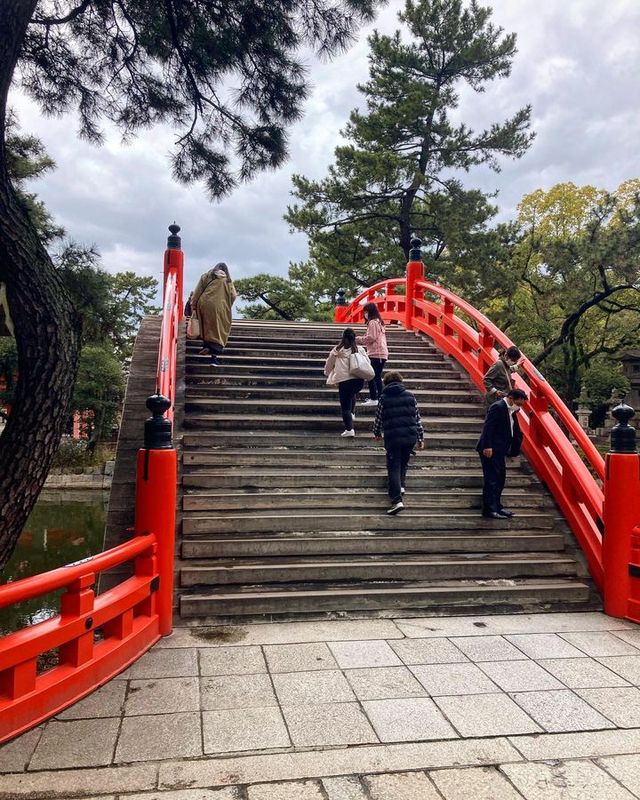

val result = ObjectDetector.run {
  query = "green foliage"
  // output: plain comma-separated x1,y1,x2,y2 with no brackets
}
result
0,337,18,417
50,439,115,470
286,0,533,292
72,345,125,450
581,363,630,408
20,0,382,200
235,271,334,321
490,181,640,401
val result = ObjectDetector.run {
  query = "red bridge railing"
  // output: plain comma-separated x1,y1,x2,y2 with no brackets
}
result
337,239,605,593
0,224,182,743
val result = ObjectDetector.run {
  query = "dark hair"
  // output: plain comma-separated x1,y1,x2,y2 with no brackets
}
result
383,371,403,386
337,327,358,354
508,388,528,401
505,346,521,361
213,262,230,279
363,302,384,325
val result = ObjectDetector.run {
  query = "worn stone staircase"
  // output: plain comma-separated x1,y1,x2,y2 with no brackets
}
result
177,319,595,621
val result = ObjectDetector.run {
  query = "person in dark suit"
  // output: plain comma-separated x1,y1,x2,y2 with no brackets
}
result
476,388,527,519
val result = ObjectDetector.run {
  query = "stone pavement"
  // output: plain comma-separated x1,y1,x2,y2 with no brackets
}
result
4,612,640,798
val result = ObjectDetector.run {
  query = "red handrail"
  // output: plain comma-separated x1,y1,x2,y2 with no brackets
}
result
0,225,183,743
340,274,605,591
0,532,161,742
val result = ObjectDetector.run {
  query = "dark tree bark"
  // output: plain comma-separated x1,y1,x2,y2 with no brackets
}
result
0,0,80,567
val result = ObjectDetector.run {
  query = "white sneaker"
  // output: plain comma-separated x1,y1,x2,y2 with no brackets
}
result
387,501,404,515
341,429,355,437
401,487,405,495
351,413,356,420
363,398,378,406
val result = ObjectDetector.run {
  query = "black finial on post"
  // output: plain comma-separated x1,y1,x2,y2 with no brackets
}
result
610,401,636,454
409,237,422,262
144,394,173,449
336,288,347,306
167,223,181,250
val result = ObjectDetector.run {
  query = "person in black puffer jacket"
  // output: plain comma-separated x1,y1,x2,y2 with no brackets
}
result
373,371,425,515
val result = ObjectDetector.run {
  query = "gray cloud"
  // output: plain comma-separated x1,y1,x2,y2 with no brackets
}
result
11,0,640,296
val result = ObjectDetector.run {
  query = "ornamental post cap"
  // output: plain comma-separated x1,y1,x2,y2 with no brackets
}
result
409,237,423,261
167,223,181,249
410,237,422,249
610,400,636,454
336,288,347,306
146,393,171,416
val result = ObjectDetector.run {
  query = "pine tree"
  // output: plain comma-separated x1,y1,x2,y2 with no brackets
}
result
286,0,534,291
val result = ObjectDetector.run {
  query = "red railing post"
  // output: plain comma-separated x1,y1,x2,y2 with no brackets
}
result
603,402,640,619
164,224,184,322
134,394,176,636
334,288,349,323
404,238,424,331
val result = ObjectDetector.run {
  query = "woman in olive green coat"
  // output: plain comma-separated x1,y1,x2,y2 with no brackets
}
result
191,262,237,365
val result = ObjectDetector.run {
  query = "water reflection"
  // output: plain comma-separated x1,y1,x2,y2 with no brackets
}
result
0,495,107,635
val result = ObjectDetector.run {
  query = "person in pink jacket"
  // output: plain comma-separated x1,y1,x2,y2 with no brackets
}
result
357,302,389,406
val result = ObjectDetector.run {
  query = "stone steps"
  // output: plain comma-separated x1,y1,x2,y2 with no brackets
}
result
175,318,593,621
183,486,551,512
180,553,578,587
181,531,567,558
181,468,538,490
179,579,591,618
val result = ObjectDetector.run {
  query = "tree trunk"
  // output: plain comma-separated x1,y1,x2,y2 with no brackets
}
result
0,0,81,567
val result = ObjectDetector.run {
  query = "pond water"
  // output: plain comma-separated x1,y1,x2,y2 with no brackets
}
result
0,495,107,635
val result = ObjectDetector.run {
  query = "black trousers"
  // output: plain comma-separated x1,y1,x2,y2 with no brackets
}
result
368,357,386,400
386,443,414,503
204,340,224,359
338,378,364,429
479,452,507,513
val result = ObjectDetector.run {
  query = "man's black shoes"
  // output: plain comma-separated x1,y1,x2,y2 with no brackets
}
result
482,511,510,520
498,508,514,518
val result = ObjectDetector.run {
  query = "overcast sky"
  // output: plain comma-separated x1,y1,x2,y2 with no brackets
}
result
12,0,640,298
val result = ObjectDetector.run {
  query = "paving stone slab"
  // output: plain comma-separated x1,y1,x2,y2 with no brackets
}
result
501,759,636,799
247,780,325,800
364,770,441,799
451,636,526,662
158,738,523,789
362,697,457,743
345,667,427,700
505,634,586,660
322,776,368,800
200,673,278,710
29,717,120,770
394,613,636,639
575,687,640,728
0,727,43,773
126,792,240,800
511,689,615,733
273,669,355,705
610,629,640,649
116,712,202,762
328,640,402,669
479,660,563,692
597,656,640,685
264,643,338,673
122,648,199,679
125,677,200,716
410,662,499,696
389,638,468,665
0,763,158,798
282,702,378,747
199,646,267,676
161,621,403,648
537,658,630,689
57,681,127,720
435,693,542,737
559,631,640,657
430,766,525,799
507,728,640,761
202,707,290,754
598,754,640,797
